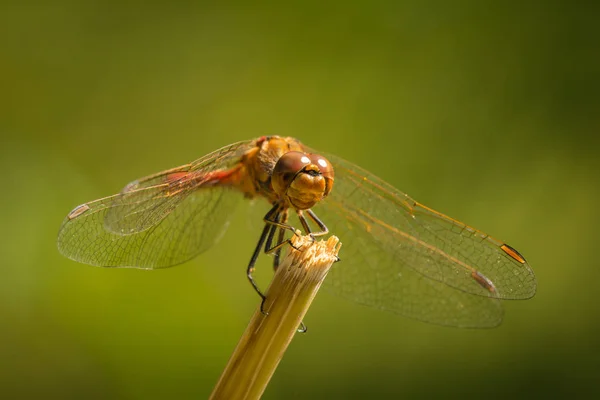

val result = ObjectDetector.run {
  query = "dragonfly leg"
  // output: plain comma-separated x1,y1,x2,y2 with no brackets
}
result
269,210,289,271
306,209,329,236
247,204,281,314
247,222,271,314
297,321,307,333
264,205,302,251
265,209,300,255
264,211,281,255
297,210,312,234
305,209,338,261
264,208,298,236
272,226,286,271
297,209,329,241
258,206,320,325
265,236,297,255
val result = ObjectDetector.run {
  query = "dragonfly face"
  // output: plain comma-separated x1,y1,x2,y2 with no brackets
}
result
58,135,536,328
271,151,335,210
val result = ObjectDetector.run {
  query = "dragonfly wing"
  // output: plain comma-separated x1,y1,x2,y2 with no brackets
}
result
302,149,536,326
102,164,195,235
103,140,256,235
58,187,240,268
314,191,504,327
58,140,255,268
309,150,536,301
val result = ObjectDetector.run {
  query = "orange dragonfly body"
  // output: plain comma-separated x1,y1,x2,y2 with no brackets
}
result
58,136,536,327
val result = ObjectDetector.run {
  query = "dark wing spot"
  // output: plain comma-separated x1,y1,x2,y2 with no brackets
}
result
501,244,526,264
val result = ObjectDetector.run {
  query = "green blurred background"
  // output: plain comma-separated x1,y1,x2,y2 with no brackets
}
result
2,1,599,398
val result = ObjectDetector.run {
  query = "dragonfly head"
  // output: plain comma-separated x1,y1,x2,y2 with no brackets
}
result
272,151,334,210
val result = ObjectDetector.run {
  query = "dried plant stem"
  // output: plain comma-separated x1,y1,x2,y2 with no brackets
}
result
210,234,341,400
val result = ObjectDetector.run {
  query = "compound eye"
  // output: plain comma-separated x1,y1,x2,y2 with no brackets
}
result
307,154,334,180
272,151,311,195
307,154,334,196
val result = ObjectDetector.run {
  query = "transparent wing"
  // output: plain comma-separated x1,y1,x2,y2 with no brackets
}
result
321,218,505,327
57,140,255,268
102,164,194,235
306,150,536,327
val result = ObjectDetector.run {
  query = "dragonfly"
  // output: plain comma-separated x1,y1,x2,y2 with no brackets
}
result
58,136,536,328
